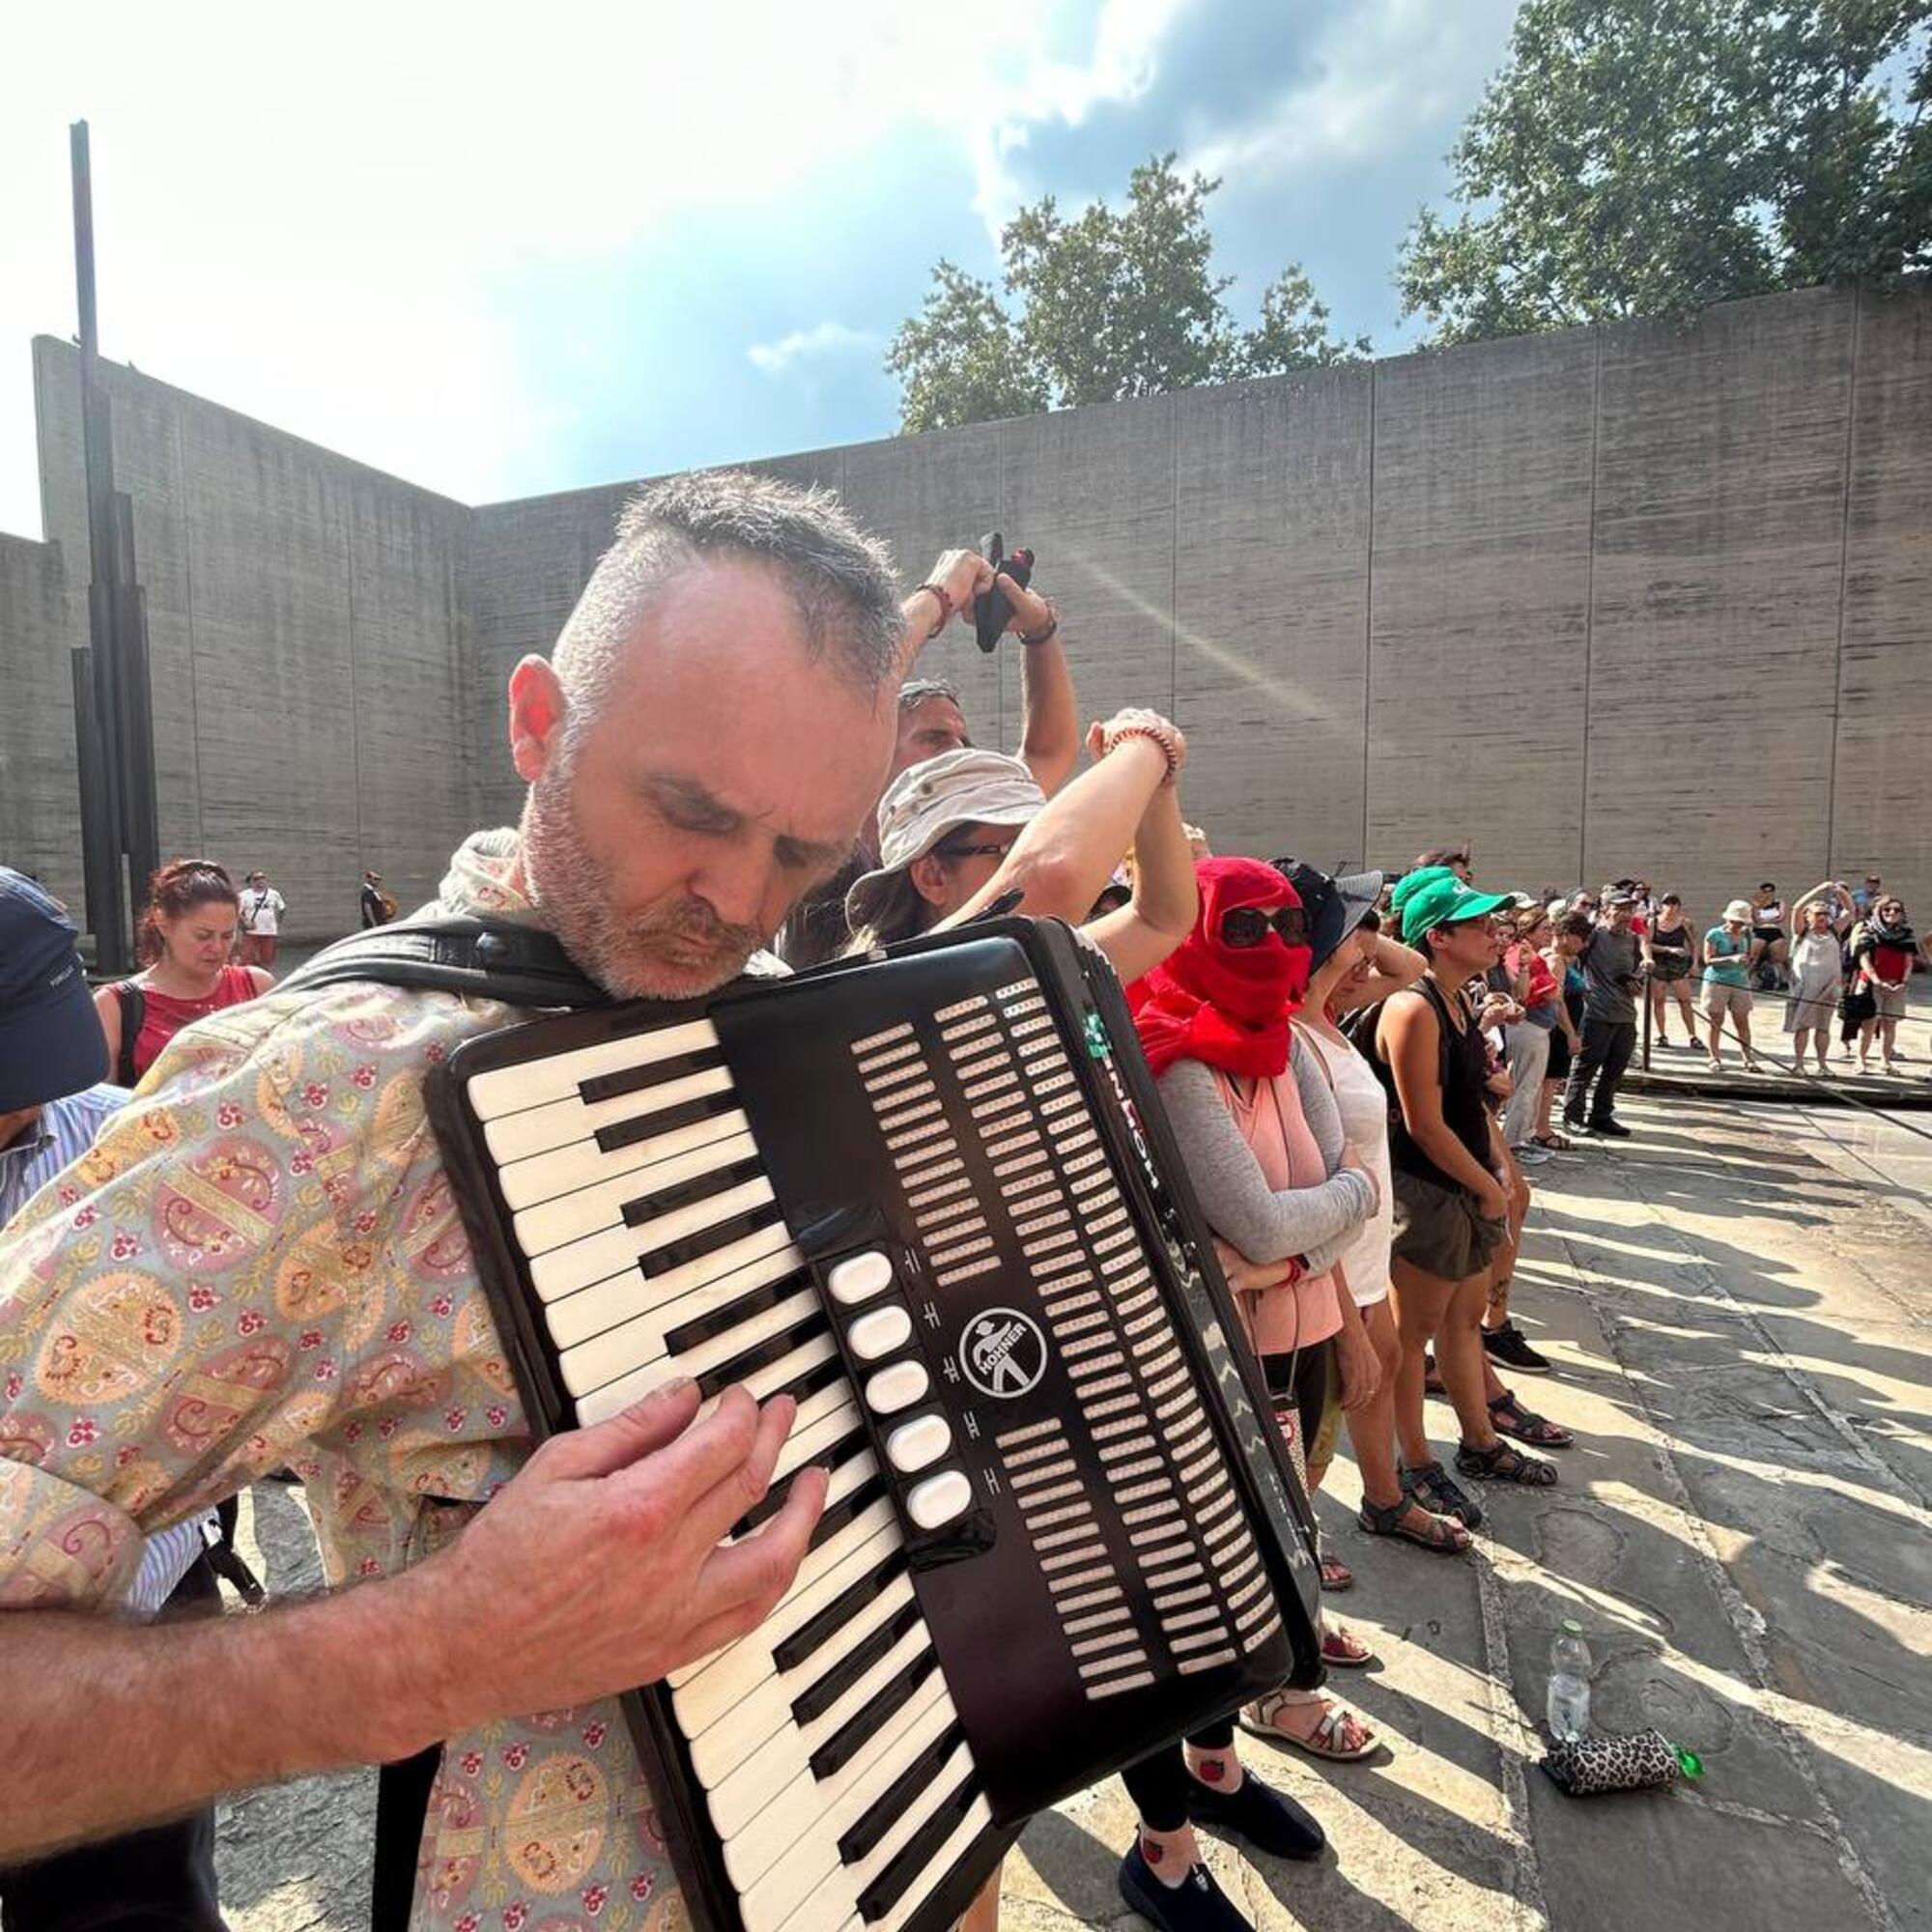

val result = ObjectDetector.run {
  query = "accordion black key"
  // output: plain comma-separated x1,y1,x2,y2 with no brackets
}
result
427,917,1321,1932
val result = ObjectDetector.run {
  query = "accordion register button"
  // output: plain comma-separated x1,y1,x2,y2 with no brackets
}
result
884,1411,952,1473
847,1304,914,1361
865,1359,929,1414
827,1250,894,1306
906,1468,973,1530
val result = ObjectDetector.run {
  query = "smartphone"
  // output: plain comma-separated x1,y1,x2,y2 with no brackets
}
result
973,532,1036,653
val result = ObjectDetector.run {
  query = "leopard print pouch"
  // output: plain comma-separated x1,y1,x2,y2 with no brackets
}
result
1541,1727,1687,1796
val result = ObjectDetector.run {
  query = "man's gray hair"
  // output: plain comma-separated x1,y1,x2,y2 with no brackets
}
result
553,469,903,745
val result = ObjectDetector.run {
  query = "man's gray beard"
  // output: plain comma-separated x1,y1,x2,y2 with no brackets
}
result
521,770,763,1001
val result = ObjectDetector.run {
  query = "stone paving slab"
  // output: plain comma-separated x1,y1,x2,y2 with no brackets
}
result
192,1087,1929,1932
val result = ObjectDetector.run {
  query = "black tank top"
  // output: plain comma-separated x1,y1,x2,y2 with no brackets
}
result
1370,977,1492,1193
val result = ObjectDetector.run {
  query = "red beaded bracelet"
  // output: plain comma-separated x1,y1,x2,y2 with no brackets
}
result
1105,722,1181,783
915,582,951,639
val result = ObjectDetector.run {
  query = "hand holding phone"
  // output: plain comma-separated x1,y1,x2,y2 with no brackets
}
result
973,532,1037,653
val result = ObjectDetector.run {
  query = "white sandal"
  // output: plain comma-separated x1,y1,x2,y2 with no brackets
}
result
1239,1691,1378,1763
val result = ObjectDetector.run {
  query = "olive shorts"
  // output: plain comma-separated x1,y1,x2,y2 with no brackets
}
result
1391,1169,1507,1281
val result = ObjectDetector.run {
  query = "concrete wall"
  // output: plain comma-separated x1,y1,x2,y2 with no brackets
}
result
12,338,473,934
3,282,1928,946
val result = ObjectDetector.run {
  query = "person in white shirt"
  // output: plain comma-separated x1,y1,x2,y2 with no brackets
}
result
237,869,287,968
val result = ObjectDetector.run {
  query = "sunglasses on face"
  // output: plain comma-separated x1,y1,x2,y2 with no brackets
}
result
934,838,1015,863
1220,904,1310,948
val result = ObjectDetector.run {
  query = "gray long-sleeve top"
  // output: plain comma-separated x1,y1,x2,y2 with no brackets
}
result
1154,1037,1377,1277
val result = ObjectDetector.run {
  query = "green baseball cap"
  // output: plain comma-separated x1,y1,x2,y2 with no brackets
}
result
1390,866,1456,915
1400,874,1514,946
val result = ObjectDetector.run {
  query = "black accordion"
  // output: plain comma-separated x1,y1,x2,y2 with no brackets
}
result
427,918,1321,1932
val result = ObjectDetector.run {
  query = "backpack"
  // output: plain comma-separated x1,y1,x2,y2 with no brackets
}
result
109,981,146,1089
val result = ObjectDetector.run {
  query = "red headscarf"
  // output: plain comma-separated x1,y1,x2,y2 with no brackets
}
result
1129,858,1314,1079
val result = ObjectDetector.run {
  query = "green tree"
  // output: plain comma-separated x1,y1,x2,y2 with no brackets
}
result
1398,0,1932,345
887,155,1365,432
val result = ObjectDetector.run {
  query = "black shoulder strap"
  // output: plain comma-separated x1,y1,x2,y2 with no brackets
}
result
111,981,145,1088
289,916,603,1926
278,916,609,1010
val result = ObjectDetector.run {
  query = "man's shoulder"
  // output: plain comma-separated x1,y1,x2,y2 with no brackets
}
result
186,977,529,1085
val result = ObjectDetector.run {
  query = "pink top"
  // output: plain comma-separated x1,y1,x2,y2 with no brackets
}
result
1212,1066,1344,1355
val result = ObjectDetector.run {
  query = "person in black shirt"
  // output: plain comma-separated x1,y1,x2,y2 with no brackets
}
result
359,869,394,927
1372,874,1559,1527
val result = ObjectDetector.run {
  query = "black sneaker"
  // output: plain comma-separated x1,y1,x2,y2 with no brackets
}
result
1483,1321,1552,1375
1186,1768,1325,1861
1119,1844,1252,1932
1590,1118,1633,1138
1561,1111,1586,1132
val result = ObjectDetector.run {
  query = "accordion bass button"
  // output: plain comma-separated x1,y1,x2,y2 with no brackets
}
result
885,1411,952,1473
907,1468,973,1530
865,1359,929,1414
827,1250,895,1306
847,1304,914,1361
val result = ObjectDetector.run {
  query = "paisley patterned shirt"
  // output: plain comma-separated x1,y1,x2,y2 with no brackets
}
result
0,830,683,1932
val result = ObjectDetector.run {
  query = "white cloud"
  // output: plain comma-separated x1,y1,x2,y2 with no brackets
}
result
0,0,1050,537
747,322,880,377
0,0,1504,537
1184,0,1509,184
968,0,1192,233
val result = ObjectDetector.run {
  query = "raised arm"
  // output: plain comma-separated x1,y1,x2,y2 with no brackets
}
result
1083,762,1199,984
1008,585,1078,796
1789,880,1833,935
1332,932,1427,1013
937,710,1184,935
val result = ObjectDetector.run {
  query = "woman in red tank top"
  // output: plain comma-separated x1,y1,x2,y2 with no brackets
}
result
94,860,274,1087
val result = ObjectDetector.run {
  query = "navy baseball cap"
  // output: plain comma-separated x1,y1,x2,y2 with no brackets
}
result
1271,858,1385,971
0,868,108,1111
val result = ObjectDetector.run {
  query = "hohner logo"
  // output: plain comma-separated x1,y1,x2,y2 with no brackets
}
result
960,1308,1049,1400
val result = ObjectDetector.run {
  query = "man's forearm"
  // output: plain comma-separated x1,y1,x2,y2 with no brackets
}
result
4,1570,446,1858
1016,636,1078,796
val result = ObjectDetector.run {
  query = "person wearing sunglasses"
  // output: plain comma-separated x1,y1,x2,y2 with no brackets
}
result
841,709,1198,983
1131,860,1386,1772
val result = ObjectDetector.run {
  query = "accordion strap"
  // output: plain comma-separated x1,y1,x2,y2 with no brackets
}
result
284,914,604,1924
278,915,609,1010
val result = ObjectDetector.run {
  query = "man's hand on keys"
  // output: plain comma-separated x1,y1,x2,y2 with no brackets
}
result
411,1381,825,1730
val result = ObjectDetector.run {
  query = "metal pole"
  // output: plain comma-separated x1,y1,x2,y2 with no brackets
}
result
71,120,128,971
70,118,159,975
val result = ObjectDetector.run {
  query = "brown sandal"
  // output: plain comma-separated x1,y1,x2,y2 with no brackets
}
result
1358,1494,1471,1552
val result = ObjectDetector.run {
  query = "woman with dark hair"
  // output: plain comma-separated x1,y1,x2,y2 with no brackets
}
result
1644,893,1698,1046
842,709,1197,980
1369,873,1559,1524
1847,893,1928,1075
94,860,272,1088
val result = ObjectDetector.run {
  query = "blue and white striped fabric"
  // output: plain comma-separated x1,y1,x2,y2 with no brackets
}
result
125,1517,215,1615
0,1082,128,1227
3,1081,219,1614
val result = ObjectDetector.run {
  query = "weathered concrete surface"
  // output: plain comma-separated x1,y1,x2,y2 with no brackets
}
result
8,283,1932,931
204,1080,1932,1932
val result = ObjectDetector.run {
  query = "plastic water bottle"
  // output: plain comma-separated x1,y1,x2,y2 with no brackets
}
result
1547,1620,1592,1740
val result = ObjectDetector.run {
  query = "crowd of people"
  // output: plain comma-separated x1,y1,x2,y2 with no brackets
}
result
0,473,1924,1932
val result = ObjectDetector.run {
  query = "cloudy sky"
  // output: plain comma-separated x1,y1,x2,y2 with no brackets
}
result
0,0,1521,540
